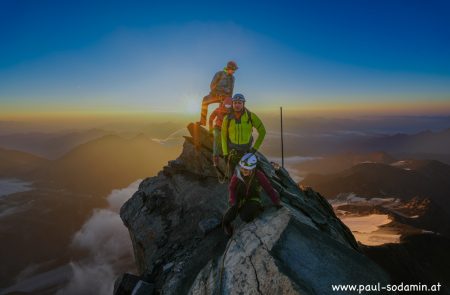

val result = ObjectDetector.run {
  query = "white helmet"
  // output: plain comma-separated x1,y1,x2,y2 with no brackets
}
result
239,153,257,170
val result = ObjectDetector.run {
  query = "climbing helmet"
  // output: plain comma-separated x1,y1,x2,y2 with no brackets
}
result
239,153,257,170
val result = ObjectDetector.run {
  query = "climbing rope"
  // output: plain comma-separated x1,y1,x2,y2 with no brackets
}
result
215,167,227,184
215,149,236,184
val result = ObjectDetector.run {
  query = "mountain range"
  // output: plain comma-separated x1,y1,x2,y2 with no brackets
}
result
262,127,450,164
0,133,181,289
301,159,450,236
293,151,396,176
0,129,111,159
0,121,185,160
0,147,48,178
32,134,181,195
301,159,450,207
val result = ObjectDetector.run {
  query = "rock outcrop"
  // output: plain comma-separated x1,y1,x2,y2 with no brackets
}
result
116,123,390,295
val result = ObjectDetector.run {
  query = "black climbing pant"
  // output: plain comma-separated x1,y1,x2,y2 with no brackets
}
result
222,200,263,226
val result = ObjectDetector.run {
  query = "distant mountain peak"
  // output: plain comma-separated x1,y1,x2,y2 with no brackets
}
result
0,147,48,178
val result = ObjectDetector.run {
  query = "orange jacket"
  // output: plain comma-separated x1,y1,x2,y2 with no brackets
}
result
209,105,230,129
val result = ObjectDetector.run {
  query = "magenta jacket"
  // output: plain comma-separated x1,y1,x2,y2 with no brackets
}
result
229,169,280,206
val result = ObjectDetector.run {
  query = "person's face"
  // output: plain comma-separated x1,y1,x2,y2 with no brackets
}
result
233,100,244,112
240,167,253,177
226,68,235,75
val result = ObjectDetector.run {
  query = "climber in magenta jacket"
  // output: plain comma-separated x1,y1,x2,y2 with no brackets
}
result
222,153,281,236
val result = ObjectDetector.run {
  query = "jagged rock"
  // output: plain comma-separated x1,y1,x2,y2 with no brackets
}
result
132,281,155,295
118,123,391,294
163,262,175,273
198,218,221,235
113,273,141,295
189,207,389,295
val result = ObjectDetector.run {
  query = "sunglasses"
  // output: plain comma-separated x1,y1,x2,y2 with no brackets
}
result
233,101,243,104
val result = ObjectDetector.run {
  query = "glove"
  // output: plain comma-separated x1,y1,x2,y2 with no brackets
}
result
223,154,229,162
249,147,257,154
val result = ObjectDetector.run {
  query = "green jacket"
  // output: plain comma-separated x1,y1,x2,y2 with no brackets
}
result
221,109,266,156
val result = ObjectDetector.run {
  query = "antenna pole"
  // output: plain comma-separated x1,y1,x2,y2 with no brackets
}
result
280,106,284,168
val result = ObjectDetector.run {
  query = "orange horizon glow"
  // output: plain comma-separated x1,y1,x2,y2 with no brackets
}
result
281,99,450,116
1,98,450,122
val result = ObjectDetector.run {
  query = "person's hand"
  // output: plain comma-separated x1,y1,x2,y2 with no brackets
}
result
223,154,229,162
275,202,283,209
208,128,214,135
249,147,257,154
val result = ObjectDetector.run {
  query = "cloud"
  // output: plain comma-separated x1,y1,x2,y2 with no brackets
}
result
269,155,320,165
152,127,189,146
56,180,140,295
0,179,33,197
267,156,320,183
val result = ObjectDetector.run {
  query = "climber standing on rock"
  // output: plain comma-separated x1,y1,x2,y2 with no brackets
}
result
221,93,266,175
198,61,238,126
209,97,233,166
222,153,281,236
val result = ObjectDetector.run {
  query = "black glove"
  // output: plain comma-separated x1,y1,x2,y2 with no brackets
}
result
249,147,257,154
223,154,229,162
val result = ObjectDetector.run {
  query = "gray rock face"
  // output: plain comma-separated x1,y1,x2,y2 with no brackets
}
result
189,208,389,295
118,123,390,295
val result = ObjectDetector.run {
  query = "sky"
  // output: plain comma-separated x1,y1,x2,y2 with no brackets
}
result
1,0,450,120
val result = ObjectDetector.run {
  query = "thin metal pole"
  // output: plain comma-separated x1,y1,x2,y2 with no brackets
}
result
280,106,284,168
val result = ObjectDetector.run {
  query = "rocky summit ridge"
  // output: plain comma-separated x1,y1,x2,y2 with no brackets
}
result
114,123,390,295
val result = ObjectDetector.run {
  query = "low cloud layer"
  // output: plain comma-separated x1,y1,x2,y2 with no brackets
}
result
267,156,320,182
57,180,140,295
0,179,33,197
152,127,189,147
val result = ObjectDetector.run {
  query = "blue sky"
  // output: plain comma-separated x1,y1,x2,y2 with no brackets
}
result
1,0,450,117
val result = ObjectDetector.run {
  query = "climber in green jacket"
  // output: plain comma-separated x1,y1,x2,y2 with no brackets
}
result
221,93,266,175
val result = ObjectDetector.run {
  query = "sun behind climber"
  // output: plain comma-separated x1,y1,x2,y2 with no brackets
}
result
222,153,281,236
